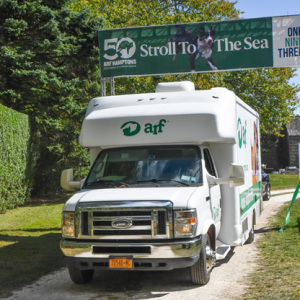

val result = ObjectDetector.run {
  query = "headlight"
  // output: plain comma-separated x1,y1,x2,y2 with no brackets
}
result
174,209,197,237
62,212,75,238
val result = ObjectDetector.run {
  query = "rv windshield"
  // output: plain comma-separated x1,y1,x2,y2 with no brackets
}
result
84,146,202,188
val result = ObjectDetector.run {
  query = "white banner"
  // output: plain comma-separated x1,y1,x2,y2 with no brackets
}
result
273,15,300,67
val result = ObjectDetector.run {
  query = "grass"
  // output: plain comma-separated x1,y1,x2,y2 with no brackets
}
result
0,199,65,298
0,174,299,297
269,173,299,190
243,198,300,299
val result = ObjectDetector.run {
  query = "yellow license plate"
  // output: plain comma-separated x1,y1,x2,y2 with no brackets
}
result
109,257,133,269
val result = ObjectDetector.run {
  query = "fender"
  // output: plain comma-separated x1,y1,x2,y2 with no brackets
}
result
198,218,216,251
199,218,215,236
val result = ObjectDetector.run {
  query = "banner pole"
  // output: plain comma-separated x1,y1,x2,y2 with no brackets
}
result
101,78,106,97
110,78,115,96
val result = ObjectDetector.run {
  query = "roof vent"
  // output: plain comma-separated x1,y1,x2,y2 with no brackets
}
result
155,81,195,93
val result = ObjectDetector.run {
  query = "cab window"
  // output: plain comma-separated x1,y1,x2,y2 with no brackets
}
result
203,148,217,177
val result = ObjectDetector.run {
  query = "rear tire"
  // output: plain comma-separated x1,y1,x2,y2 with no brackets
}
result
190,233,215,285
68,266,94,284
246,213,255,244
263,184,270,201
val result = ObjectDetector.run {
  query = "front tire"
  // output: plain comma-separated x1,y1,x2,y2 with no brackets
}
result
190,233,215,285
68,266,94,284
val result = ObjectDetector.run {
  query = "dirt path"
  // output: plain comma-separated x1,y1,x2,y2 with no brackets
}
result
4,190,294,300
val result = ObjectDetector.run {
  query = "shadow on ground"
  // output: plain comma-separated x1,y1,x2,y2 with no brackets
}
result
0,228,64,297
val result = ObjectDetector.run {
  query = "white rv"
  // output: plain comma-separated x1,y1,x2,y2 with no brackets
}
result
60,81,263,285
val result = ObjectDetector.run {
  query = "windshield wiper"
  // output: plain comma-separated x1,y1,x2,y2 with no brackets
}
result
87,180,130,187
137,178,190,186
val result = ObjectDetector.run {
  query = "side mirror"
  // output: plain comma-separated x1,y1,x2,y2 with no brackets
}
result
213,164,245,187
61,169,81,191
229,163,245,187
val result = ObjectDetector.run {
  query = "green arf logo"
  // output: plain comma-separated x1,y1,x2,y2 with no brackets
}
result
121,121,141,136
121,119,167,137
237,118,247,148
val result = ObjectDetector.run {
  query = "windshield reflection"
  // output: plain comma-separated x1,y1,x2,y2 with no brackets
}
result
84,146,202,188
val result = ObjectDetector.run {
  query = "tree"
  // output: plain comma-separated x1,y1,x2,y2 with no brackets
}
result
222,68,299,135
71,0,240,26
1,0,299,197
0,0,104,195
72,0,300,136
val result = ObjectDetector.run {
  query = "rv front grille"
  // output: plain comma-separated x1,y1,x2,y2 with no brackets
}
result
81,212,89,236
93,246,151,254
94,229,151,236
158,210,166,234
76,201,173,240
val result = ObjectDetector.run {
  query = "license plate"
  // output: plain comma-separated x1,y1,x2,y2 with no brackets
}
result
109,257,133,269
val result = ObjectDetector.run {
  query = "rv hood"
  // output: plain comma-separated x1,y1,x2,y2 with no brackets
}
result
63,187,198,212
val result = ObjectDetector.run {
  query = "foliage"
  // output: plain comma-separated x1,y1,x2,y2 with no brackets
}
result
223,68,300,135
0,0,299,197
70,0,242,101
0,104,35,211
0,200,64,297
71,0,241,26
260,132,279,154
72,0,300,136
0,0,105,195
243,199,300,299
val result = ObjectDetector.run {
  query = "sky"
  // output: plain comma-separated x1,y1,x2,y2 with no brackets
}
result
231,0,300,114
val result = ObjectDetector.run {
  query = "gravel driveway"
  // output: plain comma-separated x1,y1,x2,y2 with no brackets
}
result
4,190,295,300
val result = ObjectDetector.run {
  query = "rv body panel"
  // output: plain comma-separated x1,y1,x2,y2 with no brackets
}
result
61,82,263,285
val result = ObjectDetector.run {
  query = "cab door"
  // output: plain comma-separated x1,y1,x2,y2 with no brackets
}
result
203,148,222,233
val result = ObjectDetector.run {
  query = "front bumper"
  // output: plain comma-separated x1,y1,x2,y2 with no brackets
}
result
61,237,202,271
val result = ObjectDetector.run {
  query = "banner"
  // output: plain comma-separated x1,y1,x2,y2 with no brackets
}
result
98,15,300,78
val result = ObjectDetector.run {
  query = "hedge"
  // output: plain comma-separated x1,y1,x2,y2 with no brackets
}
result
0,105,34,211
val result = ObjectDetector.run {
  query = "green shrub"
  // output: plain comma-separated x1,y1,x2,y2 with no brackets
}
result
0,105,34,211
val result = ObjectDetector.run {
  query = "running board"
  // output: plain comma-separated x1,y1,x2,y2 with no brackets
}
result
216,240,231,260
